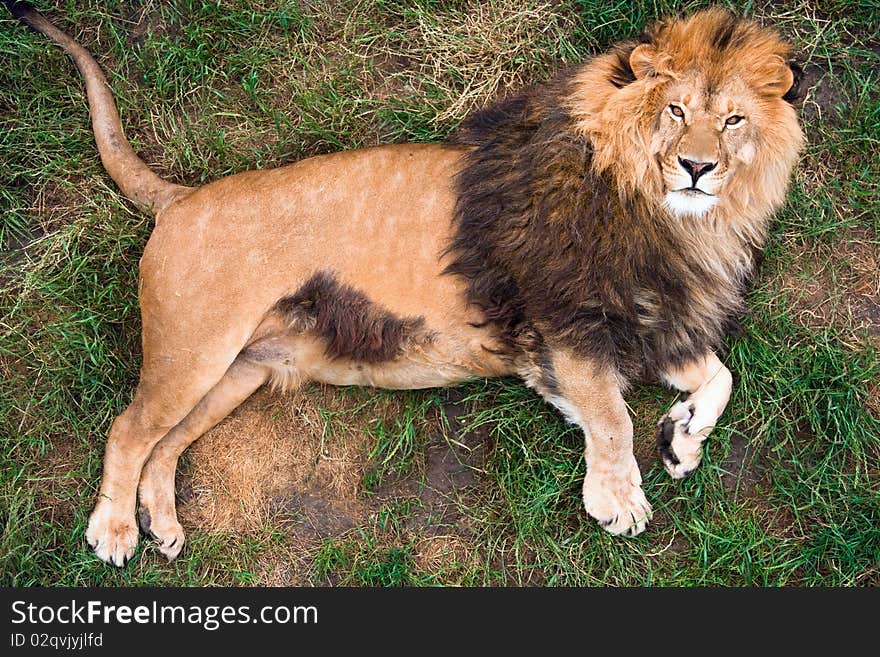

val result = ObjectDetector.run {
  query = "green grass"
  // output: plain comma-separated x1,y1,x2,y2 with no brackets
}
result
1,0,878,587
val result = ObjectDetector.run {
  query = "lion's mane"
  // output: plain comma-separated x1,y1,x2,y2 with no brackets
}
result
446,9,802,383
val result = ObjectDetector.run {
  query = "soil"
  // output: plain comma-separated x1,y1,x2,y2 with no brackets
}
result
174,384,491,583
719,432,770,500
123,2,179,50
369,389,490,532
786,61,880,348
274,492,362,540
798,63,843,126
780,225,880,346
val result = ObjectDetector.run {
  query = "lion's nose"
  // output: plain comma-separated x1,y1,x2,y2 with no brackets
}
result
678,157,717,185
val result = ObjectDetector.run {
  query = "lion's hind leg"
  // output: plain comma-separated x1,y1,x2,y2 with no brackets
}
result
86,360,238,567
87,325,298,566
137,338,305,560
657,352,733,479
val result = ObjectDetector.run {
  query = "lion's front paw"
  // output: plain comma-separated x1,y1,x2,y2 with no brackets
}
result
86,501,138,567
657,400,705,479
137,505,186,561
582,464,652,537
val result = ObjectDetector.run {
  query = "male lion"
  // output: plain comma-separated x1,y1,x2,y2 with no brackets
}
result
6,2,803,567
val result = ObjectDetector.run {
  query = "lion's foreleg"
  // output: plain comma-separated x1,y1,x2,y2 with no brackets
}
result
528,350,652,537
657,352,733,479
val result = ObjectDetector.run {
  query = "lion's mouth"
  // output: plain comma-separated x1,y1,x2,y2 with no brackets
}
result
674,187,714,196
663,187,720,217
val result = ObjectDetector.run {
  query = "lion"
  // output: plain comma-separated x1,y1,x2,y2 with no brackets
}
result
5,1,803,567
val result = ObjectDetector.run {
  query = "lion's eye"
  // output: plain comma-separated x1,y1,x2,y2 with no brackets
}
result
669,105,685,119
725,115,744,126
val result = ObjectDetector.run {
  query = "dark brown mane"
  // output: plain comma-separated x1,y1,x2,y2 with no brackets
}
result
446,68,748,382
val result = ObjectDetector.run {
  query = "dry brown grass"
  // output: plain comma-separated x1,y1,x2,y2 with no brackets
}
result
178,385,384,535
340,0,578,124
173,381,490,584
775,226,879,349
175,385,378,585
413,534,474,573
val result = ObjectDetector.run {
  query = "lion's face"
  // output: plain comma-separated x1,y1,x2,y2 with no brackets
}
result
652,75,767,218
625,10,804,221
572,9,804,225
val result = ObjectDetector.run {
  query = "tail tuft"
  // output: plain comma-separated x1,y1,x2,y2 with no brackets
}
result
4,1,34,20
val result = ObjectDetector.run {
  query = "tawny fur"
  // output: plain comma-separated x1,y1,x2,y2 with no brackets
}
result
5,2,802,567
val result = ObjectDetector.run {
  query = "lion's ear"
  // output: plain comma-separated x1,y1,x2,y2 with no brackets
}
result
760,55,796,98
629,44,657,79
782,60,803,104
629,44,675,80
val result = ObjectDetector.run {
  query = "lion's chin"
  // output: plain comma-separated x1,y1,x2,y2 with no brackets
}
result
662,190,719,218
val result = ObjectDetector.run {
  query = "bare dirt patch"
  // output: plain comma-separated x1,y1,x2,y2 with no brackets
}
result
798,63,844,126
178,385,375,536
370,390,490,534
175,383,490,583
719,431,770,500
867,380,880,421
779,226,880,345
777,54,879,356
28,436,90,531
122,1,179,50
2,179,93,261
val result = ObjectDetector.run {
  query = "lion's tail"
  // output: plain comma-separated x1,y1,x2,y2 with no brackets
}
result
5,1,191,215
